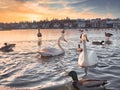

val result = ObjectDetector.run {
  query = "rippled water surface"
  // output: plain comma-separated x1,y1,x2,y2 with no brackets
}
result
0,29,120,90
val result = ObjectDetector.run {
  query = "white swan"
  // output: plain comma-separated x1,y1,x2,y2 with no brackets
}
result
78,34,98,75
40,32,67,57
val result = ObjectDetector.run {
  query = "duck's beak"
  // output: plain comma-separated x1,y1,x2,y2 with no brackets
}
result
65,71,69,76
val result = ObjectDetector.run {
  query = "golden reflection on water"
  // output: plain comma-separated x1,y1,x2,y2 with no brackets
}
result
0,29,72,43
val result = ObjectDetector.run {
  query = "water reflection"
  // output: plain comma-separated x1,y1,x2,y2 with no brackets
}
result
0,29,120,90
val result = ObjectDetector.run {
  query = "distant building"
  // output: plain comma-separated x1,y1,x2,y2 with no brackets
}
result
53,23,60,28
100,19,107,28
42,23,50,28
86,20,90,28
77,19,86,28
113,19,120,28
90,18,100,28
106,20,113,28
20,23,28,29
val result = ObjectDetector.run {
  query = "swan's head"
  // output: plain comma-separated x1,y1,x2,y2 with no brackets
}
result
81,34,89,42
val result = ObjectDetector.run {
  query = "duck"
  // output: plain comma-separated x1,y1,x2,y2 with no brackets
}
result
37,29,42,49
0,43,16,52
40,30,67,57
77,44,83,52
105,32,113,37
67,71,107,90
78,33,98,75
37,28,42,38
92,40,104,45
105,32,113,44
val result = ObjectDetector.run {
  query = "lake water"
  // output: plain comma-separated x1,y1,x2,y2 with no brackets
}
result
0,29,120,90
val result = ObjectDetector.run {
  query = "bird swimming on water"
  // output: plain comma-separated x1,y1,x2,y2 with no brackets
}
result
92,40,104,45
37,29,42,50
0,43,16,52
78,33,98,76
37,28,42,38
39,30,67,57
67,71,107,90
77,44,83,52
105,32,113,37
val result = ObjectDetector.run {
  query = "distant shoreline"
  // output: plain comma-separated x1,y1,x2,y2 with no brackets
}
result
0,28,120,31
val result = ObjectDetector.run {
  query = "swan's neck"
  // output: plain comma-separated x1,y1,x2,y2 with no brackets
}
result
82,40,87,60
58,37,64,52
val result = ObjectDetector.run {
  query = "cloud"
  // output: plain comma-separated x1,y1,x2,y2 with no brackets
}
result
38,1,64,9
15,0,35,3
0,0,119,22
67,0,120,17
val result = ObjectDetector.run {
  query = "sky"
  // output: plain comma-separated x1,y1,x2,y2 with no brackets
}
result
0,0,120,23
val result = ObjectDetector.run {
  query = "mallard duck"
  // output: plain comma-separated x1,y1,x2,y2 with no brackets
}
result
68,71,107,90
92,40,104,45
0,43,16,52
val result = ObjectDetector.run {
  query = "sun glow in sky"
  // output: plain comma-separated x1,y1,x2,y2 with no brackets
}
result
0,0,120,23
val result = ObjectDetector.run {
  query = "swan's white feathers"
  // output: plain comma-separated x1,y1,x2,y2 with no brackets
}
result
40,47,64,56
40,32,66,57
78,34,98,67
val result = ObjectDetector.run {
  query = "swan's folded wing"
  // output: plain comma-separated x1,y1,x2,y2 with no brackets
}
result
40,47,64,56
42,47,57,52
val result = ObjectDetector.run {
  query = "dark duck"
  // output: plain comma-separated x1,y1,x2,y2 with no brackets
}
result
0,43,16,52
37,29,42,47
77,44,83,52
105,32,113,37
104,32,113,45
92,40,104,45
67,71,107,90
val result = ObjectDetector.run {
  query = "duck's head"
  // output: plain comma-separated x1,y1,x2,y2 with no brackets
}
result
4,43,8,46
101,40,105,44
67,71,78,81
81,34,89,42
